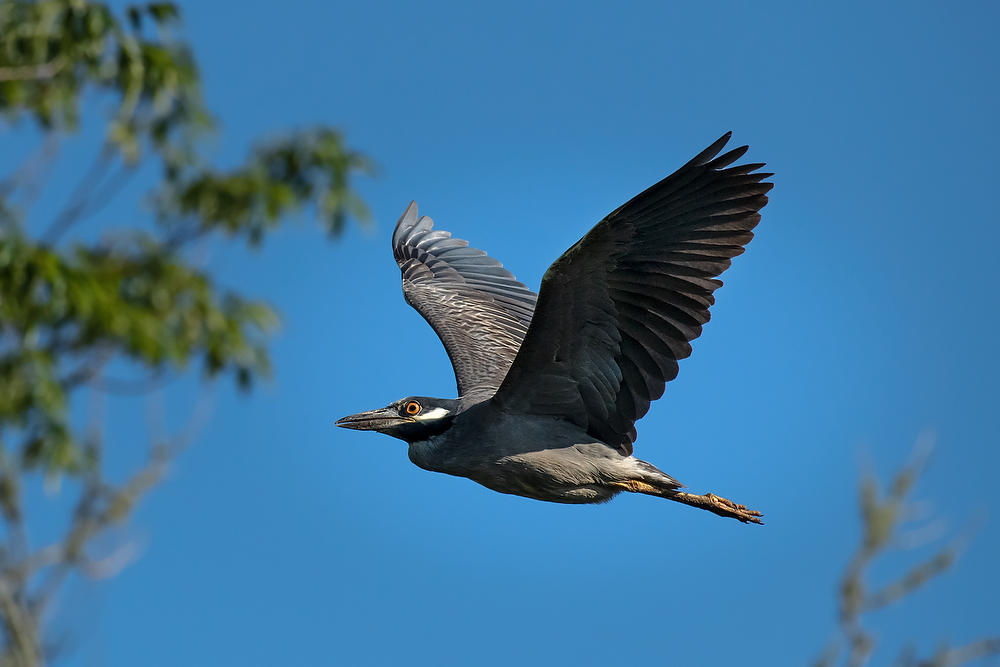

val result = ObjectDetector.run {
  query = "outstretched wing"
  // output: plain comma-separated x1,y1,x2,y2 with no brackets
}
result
493,133,772,455
392,202,538,402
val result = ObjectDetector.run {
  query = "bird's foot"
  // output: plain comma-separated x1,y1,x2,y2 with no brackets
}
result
704,493,764,524
672,490,764,525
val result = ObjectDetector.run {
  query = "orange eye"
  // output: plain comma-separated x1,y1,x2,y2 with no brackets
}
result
404,401,421,415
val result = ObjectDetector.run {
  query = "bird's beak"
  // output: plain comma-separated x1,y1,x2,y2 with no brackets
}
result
335,406,413,431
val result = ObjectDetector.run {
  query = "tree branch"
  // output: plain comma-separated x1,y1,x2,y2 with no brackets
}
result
815,435,997,667
0,137,59,201
924,638,1000,667
40,145,115,244
0,579,40,667
0,59,66,83
864,548,955,612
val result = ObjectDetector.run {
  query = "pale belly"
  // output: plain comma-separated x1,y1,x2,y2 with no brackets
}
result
409,438,632,504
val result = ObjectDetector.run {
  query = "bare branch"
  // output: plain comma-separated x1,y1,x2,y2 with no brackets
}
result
0,137,59,201
89,370,169,396
819,434,996,667
864,548,956,612
895,518,949,550
0,579,40,667
40,145,115,244
77,540,139,580
59,349,114,390
920,638,1000,667
846,630,874,667
74,163,137,225
0,59,66,83
813,638,841,667
2,545,62,582
27,384,212,620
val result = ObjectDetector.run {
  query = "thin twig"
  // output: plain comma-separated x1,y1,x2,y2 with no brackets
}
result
75,163,137,224
0,58,66,82
817,435,997,667
89,370,169,395
922,638,1000,667
864,549,955,612
40,145,115,244
59,349,114,390
27,386,214,620
0,137,59,200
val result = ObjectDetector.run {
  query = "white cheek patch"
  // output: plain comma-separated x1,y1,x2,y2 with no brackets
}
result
414,407,451,421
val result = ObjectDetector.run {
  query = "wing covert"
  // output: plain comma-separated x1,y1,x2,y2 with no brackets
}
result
392,203,538,402
493,133,773,455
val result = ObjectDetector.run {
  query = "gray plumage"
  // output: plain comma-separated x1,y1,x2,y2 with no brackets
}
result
392,203,537,404
337,132,771,524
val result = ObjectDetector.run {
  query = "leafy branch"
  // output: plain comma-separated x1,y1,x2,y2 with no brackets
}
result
0,1,372,663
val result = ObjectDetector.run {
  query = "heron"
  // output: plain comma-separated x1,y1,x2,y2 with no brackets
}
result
337,132,771,524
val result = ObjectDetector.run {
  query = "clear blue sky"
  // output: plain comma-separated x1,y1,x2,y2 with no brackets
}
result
22,0,1000,664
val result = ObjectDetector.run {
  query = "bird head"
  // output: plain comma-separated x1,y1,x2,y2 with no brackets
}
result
335,396,459,442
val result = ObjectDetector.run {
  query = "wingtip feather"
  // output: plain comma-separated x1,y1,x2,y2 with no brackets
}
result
392,201,421,247
694,132,732,165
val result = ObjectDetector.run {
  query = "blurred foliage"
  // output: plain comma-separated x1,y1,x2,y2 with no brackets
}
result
1,0,203,154
815,437,1000,667
0,1,370,663
0,233,277,472
157,128,372,243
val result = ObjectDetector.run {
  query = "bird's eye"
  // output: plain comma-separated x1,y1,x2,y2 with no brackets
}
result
404,401,421,416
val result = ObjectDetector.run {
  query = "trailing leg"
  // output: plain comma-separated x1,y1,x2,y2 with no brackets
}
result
613,459,764,525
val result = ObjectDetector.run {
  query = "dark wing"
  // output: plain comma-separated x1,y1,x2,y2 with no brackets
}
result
392,202,538,402
493,133,772,455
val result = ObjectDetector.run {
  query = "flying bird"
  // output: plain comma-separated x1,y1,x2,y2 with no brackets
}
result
337,133,771,523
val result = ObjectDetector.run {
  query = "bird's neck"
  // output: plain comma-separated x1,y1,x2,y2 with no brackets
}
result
407,434,451,473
